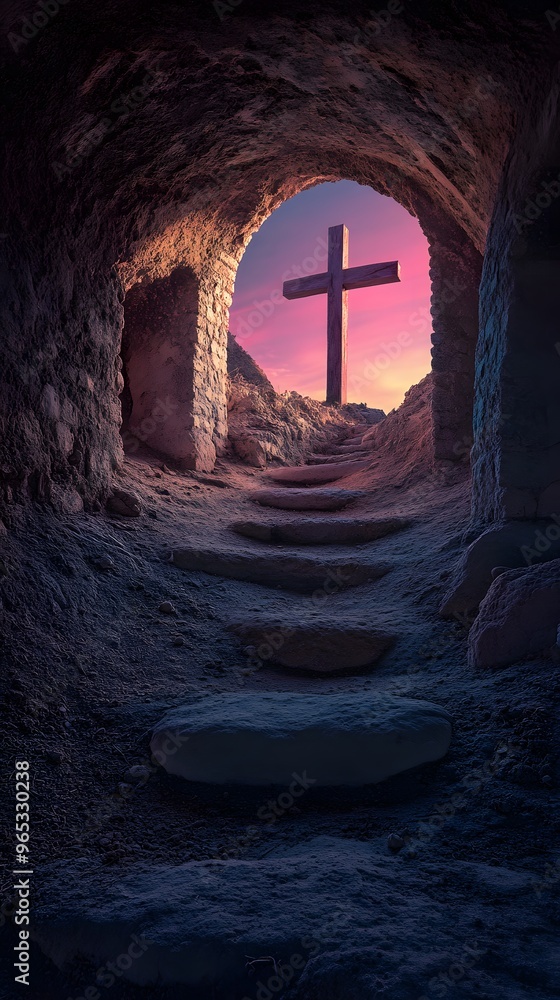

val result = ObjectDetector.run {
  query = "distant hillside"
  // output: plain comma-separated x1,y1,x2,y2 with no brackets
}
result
227,332,274,392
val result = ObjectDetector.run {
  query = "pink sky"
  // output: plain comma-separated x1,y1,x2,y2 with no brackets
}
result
229,180,433,413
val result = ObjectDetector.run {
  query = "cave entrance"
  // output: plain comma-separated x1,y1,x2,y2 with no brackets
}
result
116,181,482,476
228,179,481,461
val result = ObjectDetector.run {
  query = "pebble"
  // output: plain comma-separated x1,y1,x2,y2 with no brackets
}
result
117,782,133,797
159,601,176,615
106,489,142,518
172,636,185,647
45,750,64,765
94,555,115,572
387,833,405,853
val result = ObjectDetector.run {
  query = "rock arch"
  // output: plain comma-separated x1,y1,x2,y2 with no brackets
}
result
0,0,556,525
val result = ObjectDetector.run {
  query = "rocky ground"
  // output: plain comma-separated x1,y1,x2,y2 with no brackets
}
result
226,332,384,468
0,377,559,999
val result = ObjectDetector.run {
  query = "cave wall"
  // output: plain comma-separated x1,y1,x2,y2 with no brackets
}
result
472,64,560,525
416,205,483,463
1,0,558,516
122,266,228,471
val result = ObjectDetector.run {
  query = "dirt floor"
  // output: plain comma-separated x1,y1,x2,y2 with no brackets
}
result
0,389,559,999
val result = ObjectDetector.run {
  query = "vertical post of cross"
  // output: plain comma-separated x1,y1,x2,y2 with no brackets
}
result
327,224,348,405
283,223,400,407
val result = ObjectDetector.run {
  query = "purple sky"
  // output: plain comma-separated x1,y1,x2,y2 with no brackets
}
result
229,180,433,413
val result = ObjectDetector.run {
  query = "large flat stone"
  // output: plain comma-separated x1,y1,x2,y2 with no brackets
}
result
263,460,369,485
469,558,560,668
230,620,396,672
150,692,452,785
170,544,389,591
250,488,364,511
440,520,560,619
230,517,410,546
33,838,543,996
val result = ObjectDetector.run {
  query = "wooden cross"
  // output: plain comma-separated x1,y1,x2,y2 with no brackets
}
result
283,224,401,405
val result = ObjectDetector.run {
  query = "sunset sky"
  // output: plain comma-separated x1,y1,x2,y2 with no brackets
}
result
229,180,433,414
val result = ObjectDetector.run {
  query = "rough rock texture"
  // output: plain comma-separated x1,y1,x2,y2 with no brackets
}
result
229,620,396,673
308,449,369,464
363,374,434,476
105,488,141,517
227,373,371,468
2,0,557,512
469,559,560,668
249,487,365,511
264,460,369,485
150,692,452,785
440,521,560,619
170,544,389,592
121,271,226,471
34,837,556,998
227,331,273,392
230,517,410,546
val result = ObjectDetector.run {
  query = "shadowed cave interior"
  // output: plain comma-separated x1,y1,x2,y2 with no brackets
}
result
1,2,560,998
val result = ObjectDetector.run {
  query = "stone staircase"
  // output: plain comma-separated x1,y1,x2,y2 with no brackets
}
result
34,423,460,997
171,422,410,666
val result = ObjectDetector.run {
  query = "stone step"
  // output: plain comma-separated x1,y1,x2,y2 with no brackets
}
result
170,544,390,591
336,437,366,449
229,619,396,672
35,836,535,995
151,692,452,785
230,516,410,546
307,450,368,465
249,488,364,511
263,460,369,485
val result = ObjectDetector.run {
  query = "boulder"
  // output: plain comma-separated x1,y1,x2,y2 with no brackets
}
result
150,691,452,785
440,519,560,619
106,488,142,517
468,558,560,668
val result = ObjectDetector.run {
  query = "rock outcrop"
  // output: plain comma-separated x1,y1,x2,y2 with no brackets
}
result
227,332,273,392
227,372,383,468
468,559,560,668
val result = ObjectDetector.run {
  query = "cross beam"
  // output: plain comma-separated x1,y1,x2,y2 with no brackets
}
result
283,224,401,405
